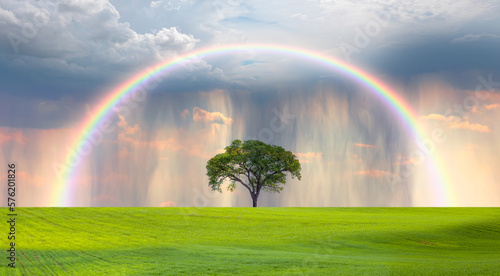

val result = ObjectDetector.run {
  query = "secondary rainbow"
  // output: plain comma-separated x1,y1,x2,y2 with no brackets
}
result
54,44,451,206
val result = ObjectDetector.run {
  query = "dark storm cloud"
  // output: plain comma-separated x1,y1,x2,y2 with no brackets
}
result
1,0,499,132
360,38,500,82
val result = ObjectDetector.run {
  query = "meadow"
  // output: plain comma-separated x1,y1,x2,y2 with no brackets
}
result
1,208,499,275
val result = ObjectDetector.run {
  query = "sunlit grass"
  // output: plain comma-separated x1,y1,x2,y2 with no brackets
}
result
2,208,499,275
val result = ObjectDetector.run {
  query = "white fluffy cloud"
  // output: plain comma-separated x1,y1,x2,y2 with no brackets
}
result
150,0,194,11
0,0,198,71
2,0,498,73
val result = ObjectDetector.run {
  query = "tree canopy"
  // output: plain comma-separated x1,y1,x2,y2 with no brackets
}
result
206,139,301,207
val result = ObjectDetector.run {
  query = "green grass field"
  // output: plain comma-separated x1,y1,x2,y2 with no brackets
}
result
1,208,499,275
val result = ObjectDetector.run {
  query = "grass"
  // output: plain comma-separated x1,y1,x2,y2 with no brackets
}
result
1,207,499,275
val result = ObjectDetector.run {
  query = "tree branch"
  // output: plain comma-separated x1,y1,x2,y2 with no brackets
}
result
245,168,255,193
228,174,252,193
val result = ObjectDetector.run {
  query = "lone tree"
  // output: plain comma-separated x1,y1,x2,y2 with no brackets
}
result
206,139,301,207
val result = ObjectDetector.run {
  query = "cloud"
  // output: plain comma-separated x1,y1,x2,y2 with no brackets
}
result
355,169,390,178
470,105,480,113
295,151,322,163
295,152,322,158
116,112,141,143
488,93,500,102
421,113,448,121
0,6,20,25
485,104,500,110
150,0,193,11
466,91,500,101
0,129,27,145
393,155,418,165
192,107,233,125
180,109,190,119
114,112,219,159
160,201,177,207
353,143,375,148
0,0,199,70
450,121,491,133
450,33,500,43
351,154,363,163
422,113,491,133
117,147,132,159
150,1,162,8
291,13,309,21
308,0,496,40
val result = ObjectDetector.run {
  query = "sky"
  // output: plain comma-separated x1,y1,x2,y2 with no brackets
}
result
0,0,499,207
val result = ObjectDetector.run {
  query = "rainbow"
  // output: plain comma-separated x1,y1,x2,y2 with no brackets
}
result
54,44,451,206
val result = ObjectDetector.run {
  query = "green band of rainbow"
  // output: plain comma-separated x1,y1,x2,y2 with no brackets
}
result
54,44,451,206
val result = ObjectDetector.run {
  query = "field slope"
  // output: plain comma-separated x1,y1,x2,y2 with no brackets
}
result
1,208,500,275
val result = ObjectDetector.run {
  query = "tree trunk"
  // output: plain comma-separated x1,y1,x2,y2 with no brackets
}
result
252,194,258,207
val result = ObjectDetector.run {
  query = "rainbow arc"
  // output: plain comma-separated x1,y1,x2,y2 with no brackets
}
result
53,44,451,207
